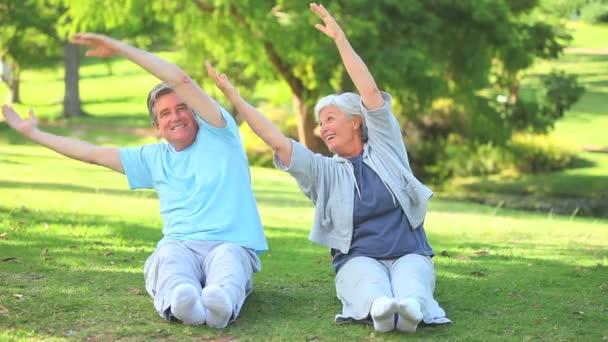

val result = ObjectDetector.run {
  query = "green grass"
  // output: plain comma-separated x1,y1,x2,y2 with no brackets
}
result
568,21,608,49
0,138,607,341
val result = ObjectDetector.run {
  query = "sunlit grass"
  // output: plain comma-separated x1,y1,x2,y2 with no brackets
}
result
567,21,608,49
1,138,607,341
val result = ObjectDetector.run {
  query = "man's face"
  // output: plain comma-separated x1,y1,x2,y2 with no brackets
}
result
153,92,199,151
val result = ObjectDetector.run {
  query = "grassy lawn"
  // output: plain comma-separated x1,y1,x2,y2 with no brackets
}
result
568,21,608,49
0,136,607,341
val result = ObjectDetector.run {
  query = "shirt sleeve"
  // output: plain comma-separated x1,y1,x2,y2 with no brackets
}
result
361,91,409,163
195,105,238,141
273,139,322,203
119,145,155,189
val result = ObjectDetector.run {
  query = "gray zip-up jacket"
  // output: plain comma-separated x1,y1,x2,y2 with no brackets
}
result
273,92,433,254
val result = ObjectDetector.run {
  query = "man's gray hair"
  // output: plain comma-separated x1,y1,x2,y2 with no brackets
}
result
314,92,368,142
146,82,175,125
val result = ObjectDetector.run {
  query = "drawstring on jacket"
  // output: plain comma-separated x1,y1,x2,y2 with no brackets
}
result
367,155,397,208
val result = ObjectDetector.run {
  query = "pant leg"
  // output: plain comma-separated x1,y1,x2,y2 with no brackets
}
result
335,256,393,322
390,254,450,324
144,241,205,321
202,243,260,320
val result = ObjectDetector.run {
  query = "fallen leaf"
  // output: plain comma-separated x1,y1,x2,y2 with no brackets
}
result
41,248,49,256
440,250,451,257
0,306,8,314
99,251,113,257
68,245,78,249
531,303,541,308
470,271,486,277
13,294,23,300
454,255,471,260
472,250,490,257
128,288,142,295
0,233,8,240
1,257,17,262
123,256,135,263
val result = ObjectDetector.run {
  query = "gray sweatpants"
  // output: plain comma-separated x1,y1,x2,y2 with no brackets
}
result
335,254,450,325
143,240,261,322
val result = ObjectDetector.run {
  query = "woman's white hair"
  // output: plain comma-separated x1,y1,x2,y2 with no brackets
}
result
314,92,368,142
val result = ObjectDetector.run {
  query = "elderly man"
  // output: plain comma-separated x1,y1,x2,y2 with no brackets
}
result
1,33,267,328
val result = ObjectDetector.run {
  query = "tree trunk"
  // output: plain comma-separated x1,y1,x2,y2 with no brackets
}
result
293,95,330,155
1,58,20,104
63,41,82,118
9,75,20,104
508,80,519,105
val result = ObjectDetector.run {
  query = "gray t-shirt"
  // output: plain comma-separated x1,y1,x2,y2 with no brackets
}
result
331,151,434,272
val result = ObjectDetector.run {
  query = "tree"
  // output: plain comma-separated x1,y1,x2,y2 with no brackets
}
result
65,0,574,158
0,0,81,117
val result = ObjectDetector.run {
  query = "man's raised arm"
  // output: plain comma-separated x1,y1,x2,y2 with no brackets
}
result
72,33,225,128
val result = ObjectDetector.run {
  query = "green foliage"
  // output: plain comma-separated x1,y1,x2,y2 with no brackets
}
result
538,0,588,18
0,0,64,68
444,140,512,177
539,70,585,122
509,133,577,173
580,0,608,23
61,0,574,152
411,131,577,183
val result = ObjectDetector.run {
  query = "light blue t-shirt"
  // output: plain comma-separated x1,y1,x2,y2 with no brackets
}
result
119,107,268,252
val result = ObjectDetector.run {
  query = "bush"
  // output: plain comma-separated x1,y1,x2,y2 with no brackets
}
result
580,1,608,23
508,133,577,173
409,132,577,184
540,70,585,122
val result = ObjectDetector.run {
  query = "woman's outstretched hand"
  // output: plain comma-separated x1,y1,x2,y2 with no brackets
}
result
205,61,239,99
310,2,345,41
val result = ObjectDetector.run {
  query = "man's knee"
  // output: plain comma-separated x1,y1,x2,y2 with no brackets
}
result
152,241,191,264
211,243,244,258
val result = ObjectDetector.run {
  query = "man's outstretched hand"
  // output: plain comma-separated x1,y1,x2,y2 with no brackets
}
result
2,105,38,137
72,33,121,58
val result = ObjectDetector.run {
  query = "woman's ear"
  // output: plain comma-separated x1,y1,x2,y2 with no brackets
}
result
353,115,363,129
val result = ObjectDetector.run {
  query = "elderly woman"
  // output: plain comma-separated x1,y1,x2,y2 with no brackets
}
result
207,3,451,333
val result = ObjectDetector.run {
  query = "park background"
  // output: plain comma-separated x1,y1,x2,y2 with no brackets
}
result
0,0,606,341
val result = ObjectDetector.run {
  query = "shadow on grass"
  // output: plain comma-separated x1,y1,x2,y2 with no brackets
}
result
569,91,608,116
0,180,157,199
1,217,606,340
0,205,160,247
429,239,606,340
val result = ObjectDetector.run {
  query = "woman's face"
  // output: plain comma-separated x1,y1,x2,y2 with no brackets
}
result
318,105,363,158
